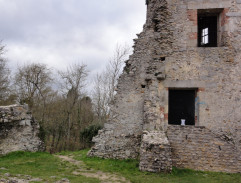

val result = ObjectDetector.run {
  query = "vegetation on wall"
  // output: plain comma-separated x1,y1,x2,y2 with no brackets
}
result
80,124,103,145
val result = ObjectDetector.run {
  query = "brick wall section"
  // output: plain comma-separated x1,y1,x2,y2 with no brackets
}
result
167,125,241,173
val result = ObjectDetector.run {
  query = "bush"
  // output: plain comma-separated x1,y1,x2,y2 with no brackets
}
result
80,124,103,145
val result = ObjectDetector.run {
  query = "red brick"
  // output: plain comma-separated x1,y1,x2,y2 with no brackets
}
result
221,8,229,26
187,9,197,25
164,113,168,120
189,32,197,40
198,88,205,92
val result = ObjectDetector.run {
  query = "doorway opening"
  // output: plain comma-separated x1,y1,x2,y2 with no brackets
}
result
168,89,196,125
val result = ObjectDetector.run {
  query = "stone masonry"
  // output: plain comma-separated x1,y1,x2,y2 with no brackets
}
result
89,0,241,173
139,131,172,172
0,104,44,155
167,125,241,173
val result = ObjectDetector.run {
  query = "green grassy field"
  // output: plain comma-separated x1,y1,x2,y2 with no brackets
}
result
0,150,240,183
0,151,98,182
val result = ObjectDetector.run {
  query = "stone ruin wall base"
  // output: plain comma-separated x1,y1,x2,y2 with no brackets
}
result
139,131,172,173
88,130,141,159
89,125,241,174
167,125,241,174
0,104,44,155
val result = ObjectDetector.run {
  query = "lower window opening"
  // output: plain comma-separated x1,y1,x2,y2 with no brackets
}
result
168,89,196,126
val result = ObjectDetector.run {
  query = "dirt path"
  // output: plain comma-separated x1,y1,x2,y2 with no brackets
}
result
0,176,42,183
56,155,131,183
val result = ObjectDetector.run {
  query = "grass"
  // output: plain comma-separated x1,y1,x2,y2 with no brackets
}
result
66,149,241,183
0,151,99,183
0,150,240,183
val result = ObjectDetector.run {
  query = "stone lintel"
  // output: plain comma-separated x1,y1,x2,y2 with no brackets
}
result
188,1,231,10
164,80,206,89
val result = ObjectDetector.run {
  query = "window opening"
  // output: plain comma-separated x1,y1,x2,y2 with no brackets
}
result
168,89,196,125
198,11,218,47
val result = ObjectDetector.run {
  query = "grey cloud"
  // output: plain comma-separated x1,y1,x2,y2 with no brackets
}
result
0,0,146,83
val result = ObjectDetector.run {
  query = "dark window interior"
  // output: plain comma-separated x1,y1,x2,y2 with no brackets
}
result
141,85,146,88
161,57,166,61
168,89,196,125
198,15,217,47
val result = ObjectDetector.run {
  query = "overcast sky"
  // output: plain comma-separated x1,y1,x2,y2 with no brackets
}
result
0,0,146,87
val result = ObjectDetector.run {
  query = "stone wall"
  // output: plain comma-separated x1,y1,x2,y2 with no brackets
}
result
89,0,241,173
167,125,241,173
139,131,172,173
88,129,141,159
0,105,44,155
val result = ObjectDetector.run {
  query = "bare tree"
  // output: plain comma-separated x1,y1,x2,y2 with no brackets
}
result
92,44,130,122
107,44,130,103
0,44,10,101
12,62,94,153
59,63,88,104
92,73,109,119
58,63,88,149
14,63,52,110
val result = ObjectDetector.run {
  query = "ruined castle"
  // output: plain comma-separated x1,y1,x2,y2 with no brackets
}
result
89,0,241,173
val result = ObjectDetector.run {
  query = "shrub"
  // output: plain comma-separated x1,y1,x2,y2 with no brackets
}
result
80,124,103,145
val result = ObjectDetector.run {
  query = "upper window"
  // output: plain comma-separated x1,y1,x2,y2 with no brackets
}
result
198,13,218,47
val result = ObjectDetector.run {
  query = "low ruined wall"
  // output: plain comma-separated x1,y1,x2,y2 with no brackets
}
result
167,125,241,173
88,129,141,159
0,105,44,155
139,131,172,173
